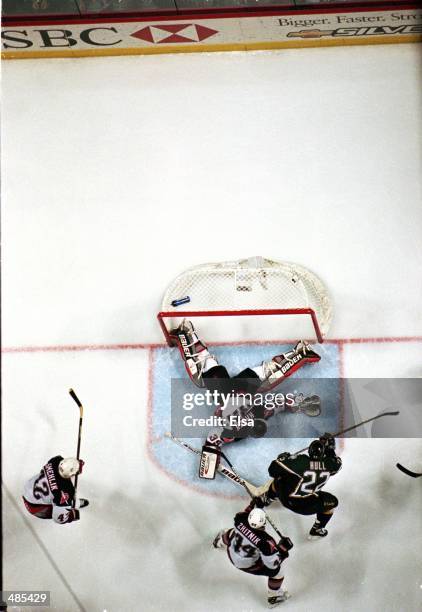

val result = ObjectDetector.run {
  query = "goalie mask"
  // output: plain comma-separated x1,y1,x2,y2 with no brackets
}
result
248,508,266,529
59,458,84,479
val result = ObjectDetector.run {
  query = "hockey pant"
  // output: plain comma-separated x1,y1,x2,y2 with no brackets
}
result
23,497,53,519
281,491,338,518
227,550,283,579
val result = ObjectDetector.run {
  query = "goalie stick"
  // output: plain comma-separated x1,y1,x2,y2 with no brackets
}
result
165,433,289,543
396,463,422,478
69,388,84,508
218,448,291,543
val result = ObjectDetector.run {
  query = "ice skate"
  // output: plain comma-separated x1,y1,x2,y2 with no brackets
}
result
308,522,328,540
268,590,290,607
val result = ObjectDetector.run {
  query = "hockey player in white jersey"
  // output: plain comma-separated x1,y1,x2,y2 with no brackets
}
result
23,455,88,524
213,505,292,607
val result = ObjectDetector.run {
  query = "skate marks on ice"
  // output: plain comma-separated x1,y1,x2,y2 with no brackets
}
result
148,342,341,497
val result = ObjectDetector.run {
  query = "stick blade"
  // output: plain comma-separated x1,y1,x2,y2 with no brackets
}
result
69,388,83,408
396,463,422,478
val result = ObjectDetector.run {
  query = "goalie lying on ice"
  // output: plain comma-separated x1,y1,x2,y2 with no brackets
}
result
170,319,321,479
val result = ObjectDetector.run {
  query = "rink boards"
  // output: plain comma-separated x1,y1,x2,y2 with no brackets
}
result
2,6,422,59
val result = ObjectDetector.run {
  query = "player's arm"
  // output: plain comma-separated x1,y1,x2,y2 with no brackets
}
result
260,536,287,570
319,433,342,474
233,511,250,527
50,461,80,524
51,503,80,525
268,452,301,483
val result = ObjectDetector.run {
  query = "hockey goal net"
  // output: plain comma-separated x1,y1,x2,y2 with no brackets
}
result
158,256,332,345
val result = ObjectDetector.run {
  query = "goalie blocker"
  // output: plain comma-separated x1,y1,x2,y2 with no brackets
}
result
199,440,221,479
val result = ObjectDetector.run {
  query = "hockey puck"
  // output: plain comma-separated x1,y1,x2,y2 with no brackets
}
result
171,296,191,307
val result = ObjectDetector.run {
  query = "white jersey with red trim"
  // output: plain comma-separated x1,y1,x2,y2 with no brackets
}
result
23,456,77,524
227,512,282,571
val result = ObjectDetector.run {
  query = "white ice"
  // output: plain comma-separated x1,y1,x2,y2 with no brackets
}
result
2,43,422,612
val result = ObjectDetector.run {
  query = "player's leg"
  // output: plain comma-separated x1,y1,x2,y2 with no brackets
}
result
251,341,321,392
212,528,232,550
239,564,290,607
267,569,290,608
308,492,339,539
169,319,222,387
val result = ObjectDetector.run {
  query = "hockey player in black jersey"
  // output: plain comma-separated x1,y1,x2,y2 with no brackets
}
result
256,434,342,539
170,319,321,478
23,456,89,525
213,505,292,607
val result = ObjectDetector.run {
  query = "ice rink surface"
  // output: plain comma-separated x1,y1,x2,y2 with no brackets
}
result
2,42,422,611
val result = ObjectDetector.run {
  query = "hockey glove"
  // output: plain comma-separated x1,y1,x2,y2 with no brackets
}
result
68,509,80,523
253,484,277,509
320,432,335,452
277,535,293,560
56,508,80,524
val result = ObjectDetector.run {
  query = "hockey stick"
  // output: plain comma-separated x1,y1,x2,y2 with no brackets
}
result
165,433,289,541
165,433,262,497
218,448,289,542
69,388,84,508
396,463,422,478
292,410,400,456
250,410,402,497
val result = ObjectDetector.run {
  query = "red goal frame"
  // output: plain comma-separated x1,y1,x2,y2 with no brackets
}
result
157,307,323,346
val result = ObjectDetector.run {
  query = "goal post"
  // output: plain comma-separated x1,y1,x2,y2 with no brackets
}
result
158,256,332,346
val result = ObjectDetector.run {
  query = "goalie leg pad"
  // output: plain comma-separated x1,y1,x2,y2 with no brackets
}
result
260,341,321,391
169,320,218,387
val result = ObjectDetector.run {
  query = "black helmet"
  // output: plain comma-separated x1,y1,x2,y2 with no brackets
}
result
309,440,324,460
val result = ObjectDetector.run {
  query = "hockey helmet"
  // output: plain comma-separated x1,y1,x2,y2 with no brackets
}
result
59,458,83,479
248,508,266,529
308,440,324,460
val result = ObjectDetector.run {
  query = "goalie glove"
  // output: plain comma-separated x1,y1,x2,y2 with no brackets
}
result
290,394,321,417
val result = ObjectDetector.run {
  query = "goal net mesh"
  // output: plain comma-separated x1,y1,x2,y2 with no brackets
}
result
159,256,332,344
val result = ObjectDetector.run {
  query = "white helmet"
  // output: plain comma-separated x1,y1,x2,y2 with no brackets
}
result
59,458,82,479
248,508,266,529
